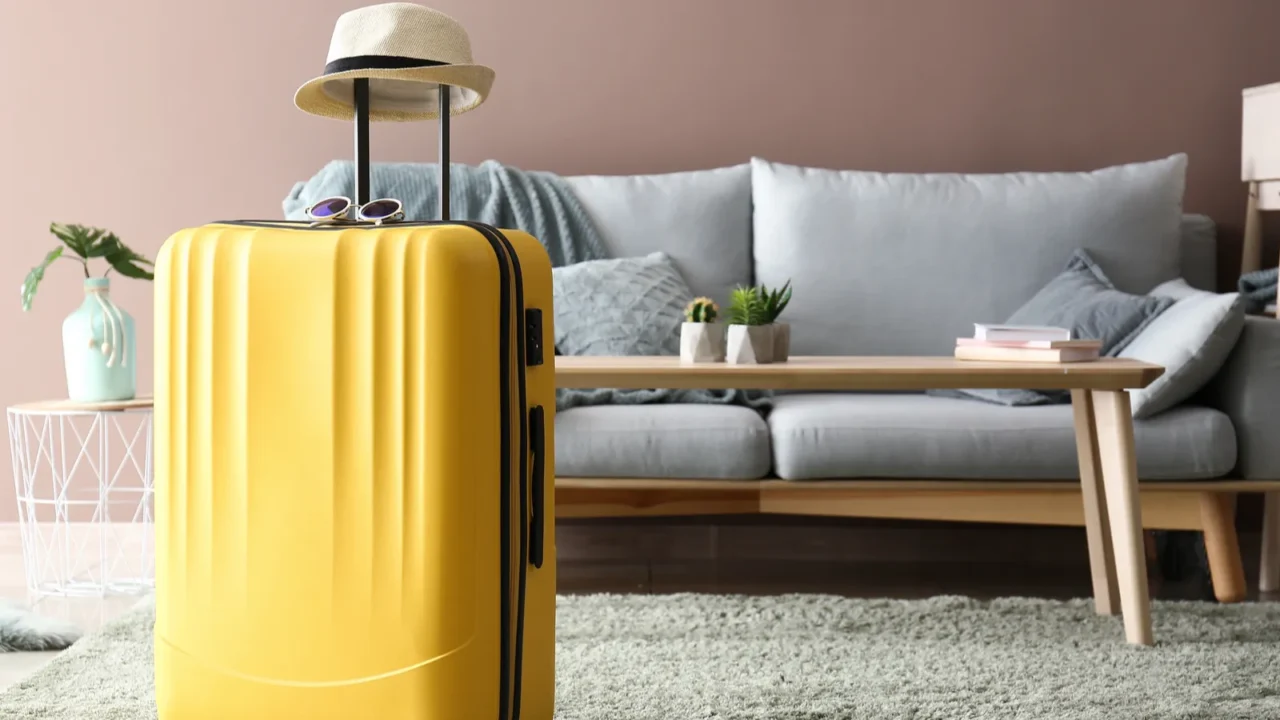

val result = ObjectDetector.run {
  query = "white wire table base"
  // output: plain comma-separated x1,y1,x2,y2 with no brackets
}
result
7,403,154,597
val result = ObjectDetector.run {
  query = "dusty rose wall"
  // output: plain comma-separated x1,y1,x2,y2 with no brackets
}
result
1,0,1278,519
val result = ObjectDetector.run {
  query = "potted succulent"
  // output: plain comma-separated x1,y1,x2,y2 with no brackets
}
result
759,280,793,362
680,297,725,363
725,286,773,364
22,223,154,402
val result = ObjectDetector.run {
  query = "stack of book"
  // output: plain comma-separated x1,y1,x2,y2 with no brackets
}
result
955,324,1101,363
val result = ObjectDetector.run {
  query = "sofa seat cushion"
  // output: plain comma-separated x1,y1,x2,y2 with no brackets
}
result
768,394,1236,481
556,404,771,479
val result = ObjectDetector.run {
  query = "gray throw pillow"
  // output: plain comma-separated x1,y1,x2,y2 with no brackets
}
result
938,249,1175,406
552,252,692,356
1119,279,1245,418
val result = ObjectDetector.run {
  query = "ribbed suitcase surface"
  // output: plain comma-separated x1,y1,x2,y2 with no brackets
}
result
154,221,555,720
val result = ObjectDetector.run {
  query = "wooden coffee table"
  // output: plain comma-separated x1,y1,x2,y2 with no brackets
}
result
556,355,1165,645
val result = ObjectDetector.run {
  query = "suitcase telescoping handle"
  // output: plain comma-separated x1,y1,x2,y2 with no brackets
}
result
351,79,451,221
529,405,546,569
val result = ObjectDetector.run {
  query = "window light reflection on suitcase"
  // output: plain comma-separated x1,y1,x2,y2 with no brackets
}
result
153,5,556,720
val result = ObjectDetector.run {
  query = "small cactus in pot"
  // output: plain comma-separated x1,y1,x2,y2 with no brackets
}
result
680,296,725,363
685,297,719,324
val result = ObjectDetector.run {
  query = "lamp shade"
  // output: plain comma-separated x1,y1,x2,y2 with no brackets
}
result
1243,82,1280,182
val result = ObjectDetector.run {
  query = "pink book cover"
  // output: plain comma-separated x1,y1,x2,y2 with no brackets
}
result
956,337,1102,350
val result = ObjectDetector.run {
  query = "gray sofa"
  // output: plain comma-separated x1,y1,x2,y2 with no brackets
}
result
558,157,1273,483
555,156,1280,602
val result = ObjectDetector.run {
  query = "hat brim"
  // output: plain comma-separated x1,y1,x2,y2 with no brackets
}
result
294,64,495,122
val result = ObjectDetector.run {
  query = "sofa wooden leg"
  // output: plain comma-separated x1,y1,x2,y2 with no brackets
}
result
1261,492,1280,593
1199,492,1247,603
1071,390,1118,615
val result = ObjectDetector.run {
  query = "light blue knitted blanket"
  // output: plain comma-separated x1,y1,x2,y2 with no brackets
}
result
284,159,607,268
1239,266,1278,314
284,160,770,414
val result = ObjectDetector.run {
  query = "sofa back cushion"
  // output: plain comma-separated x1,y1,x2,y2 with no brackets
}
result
566,164,752,308
751,155,1188,356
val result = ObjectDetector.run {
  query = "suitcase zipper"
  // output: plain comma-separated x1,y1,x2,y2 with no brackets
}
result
458,222,530,720
475,224,516,720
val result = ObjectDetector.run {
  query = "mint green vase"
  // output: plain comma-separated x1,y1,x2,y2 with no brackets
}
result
62,278,136,402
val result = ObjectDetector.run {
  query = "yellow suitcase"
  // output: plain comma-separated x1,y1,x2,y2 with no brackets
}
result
153,219,556,719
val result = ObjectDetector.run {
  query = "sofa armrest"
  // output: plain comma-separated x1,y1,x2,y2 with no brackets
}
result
1204,316,1280,479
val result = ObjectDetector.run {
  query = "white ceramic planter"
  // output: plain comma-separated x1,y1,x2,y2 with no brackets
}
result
726,324,774,364
680,322,725,363
771,322,791,362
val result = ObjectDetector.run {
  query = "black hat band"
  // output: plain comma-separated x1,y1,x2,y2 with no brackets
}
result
324,55,448,75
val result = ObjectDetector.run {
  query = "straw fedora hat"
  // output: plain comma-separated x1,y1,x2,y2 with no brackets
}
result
294,3,495,122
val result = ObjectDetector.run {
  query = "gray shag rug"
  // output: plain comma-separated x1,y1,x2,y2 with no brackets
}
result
3,594,1280,718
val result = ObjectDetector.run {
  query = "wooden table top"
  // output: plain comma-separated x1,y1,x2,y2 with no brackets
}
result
9,396,154,413
555,356,1164,391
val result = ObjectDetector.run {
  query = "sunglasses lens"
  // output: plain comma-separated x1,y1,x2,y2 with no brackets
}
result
310,197,350,219
360,199,401,220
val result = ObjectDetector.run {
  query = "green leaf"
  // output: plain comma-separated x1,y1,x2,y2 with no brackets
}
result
21,246,63,311
728,285,768,326
104,241,154,280
49,223,94,258
107,259,154,280
756,280,792,323
84,230,120,258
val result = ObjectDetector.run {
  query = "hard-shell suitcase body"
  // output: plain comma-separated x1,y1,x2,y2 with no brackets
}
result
153,219,556,719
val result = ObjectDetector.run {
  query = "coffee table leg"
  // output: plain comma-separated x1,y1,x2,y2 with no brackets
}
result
1090,390,1154,646
1071,390,1119,615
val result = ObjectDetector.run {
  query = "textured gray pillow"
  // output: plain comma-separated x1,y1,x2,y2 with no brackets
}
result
941,249,1175,406
1119,279,1245,418
552,252,692,356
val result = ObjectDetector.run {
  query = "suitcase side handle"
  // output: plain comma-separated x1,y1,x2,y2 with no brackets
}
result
529,405,546,569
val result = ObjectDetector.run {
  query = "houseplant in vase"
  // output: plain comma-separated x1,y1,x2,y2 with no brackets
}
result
22,223,154,402
680,297,725,363
759,280,793,362
726,286,773,364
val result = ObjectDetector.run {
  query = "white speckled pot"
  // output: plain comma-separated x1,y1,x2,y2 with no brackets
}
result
680,322,725,363
726,324,774,364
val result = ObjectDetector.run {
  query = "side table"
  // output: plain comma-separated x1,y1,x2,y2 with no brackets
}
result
6,397,154,597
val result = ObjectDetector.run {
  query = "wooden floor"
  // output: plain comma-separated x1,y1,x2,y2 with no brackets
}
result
0,525,141,692
554,515,1276,602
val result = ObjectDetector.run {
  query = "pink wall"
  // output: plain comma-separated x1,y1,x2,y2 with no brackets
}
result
1,0,1279,519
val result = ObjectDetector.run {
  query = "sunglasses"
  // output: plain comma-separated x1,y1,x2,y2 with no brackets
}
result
305,196,406,226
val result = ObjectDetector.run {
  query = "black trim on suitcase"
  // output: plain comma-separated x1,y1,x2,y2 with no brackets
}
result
213,220,481,229
460,222,531,720
478,226,515,720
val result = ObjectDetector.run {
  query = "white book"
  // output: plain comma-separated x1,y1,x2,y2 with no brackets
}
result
973,324,1072,343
